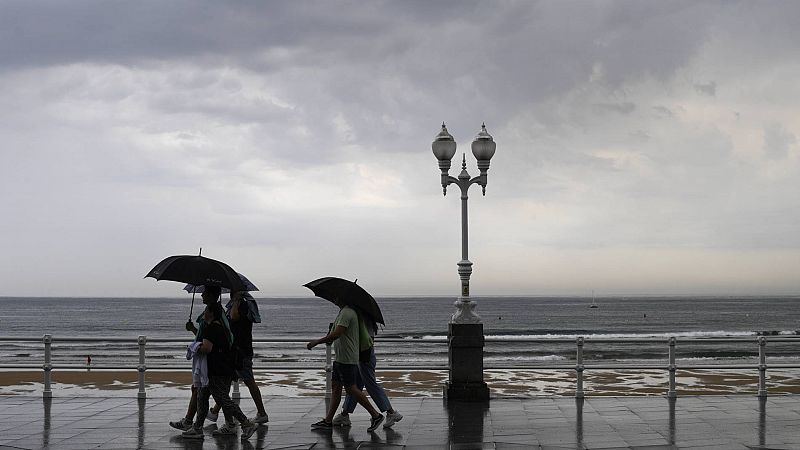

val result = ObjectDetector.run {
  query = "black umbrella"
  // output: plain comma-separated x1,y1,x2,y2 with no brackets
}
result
145,254,252,319
303,276,385,325
183,272,259,294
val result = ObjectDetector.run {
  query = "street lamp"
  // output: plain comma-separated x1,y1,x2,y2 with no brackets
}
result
432,122,496,324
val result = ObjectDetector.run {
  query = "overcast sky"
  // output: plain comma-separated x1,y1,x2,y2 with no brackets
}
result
2,1,799,297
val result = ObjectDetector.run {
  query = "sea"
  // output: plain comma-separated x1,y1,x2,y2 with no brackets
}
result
1,295,799,371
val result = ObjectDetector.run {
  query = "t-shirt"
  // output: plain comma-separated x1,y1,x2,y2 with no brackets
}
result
228,300,253,358
332,306,359,364
201,321,233,377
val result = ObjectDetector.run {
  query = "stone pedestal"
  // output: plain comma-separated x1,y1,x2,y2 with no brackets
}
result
444,322,489,402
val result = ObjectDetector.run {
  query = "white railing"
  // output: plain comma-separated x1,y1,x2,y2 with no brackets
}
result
0,335,798,399
482,335,800,399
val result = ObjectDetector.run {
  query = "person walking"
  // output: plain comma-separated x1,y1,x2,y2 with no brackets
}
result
307,297,384,432
332,311,402,428
206,291,269,431
180,302,257,441
169,285,234,431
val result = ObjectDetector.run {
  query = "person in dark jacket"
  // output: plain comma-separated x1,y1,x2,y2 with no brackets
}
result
206,291,268,429
180,302,257,441
169,285,232,431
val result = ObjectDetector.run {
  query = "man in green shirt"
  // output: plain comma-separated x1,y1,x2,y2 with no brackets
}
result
307,298,384,431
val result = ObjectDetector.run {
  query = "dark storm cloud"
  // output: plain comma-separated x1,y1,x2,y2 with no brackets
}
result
0,0,734,171
0,1,343,69
0,2,715,97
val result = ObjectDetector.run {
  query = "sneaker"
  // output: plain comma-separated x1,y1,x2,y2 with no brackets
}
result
252,412,269,424
181,427,204,439
384,411,403,428
169,417,193,431
331,413,351,427
310,419,333,430
367,414,384,432
206,409,219,423
211,422,236,436
240,420,257,440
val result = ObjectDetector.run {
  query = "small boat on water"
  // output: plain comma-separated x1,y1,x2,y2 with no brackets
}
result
589,291,598,308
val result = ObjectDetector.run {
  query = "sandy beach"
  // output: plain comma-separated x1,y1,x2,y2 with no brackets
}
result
2,368,799,397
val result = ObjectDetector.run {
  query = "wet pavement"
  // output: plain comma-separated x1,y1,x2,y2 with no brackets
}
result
0,394,798,449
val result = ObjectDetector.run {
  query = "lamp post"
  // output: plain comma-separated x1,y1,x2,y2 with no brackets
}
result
433,122,495,402
432,122,496,323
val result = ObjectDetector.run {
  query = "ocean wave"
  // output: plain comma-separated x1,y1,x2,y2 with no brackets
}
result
407,330,800,340
487,331,799,339
675,356,755,361
485,355,568,362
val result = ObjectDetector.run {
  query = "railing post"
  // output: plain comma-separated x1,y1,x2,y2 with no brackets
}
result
137,335,146,399
325,342,332,400
575,336,584,399
757,336,767,398
667,336,677,398
232,379,241,400
43,334,52,399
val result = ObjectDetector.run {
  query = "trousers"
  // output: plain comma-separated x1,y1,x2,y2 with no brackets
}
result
195,375,248,428
342,346,392,413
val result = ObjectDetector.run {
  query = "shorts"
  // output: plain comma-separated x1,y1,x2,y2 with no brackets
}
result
331,361,358,386
235,356,254,382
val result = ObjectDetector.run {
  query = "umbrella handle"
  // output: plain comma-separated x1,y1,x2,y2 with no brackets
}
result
189,291,196,320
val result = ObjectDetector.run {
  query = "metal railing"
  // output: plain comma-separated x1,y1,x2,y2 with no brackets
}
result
0,334,798,399
481,335,800,398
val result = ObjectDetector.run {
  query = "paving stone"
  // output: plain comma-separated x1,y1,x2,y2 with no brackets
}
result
0,395,798,448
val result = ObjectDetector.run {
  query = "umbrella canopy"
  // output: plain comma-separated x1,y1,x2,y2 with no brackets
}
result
303,276,385,325
145,255,250,292
184,272,258,294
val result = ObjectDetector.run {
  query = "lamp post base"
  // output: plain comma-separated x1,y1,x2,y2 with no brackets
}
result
444,381,490,402
445,322,489,402
451,298,481,324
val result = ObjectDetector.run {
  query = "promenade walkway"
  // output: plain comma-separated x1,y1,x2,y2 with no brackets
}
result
0,394,798,449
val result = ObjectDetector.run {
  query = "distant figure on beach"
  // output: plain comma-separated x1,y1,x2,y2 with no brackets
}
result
307,297,384,431
332,311,402,429
206,291,269,430
169,286,234,432
87,355,91,365
179,302,257,441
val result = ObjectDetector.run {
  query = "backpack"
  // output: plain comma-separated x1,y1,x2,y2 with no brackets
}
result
357,311,376,362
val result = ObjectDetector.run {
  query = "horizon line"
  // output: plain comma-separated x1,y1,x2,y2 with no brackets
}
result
1,293,799,299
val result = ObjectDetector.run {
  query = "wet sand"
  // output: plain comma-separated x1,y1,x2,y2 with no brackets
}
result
2,368,799,397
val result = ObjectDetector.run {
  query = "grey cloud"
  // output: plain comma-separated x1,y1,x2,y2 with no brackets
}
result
0,2,332,70
763,123,797,160
694,81,716,96
0,1,459,72
148,88,296,126
0,1,721,118
594,102,636,114
709,2,800,64
0,0,732,175
652,105,674,118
